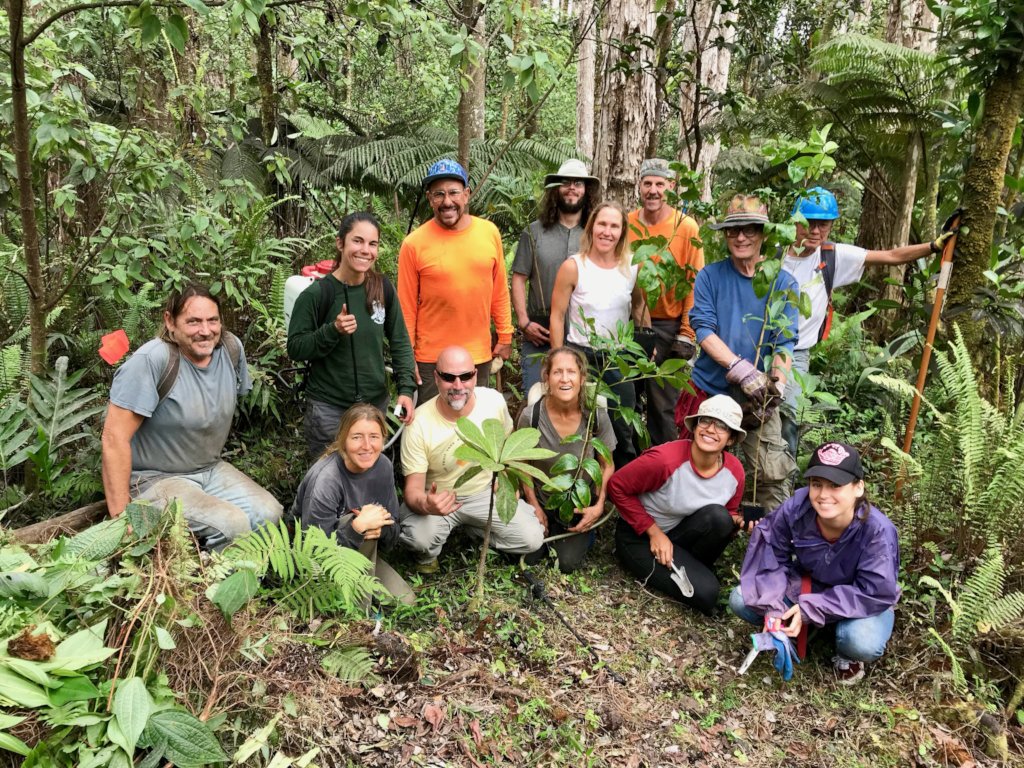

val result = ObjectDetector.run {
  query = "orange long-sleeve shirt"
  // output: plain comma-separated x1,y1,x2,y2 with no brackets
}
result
627,208,704,339
397,216,513,365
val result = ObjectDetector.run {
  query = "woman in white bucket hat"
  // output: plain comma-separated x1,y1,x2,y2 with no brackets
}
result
609,394,748,614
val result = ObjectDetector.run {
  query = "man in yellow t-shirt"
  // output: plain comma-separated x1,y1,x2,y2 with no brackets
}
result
398,159,514,402
627,158,705,445
398,346,544,573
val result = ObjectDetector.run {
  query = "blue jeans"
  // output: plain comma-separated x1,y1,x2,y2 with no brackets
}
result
520,338,550,396
728,586,895,662
133,461,283,550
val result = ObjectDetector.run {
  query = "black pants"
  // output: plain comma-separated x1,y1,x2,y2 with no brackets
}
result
523,510,595,573
614,504,735,615
569,344,637,468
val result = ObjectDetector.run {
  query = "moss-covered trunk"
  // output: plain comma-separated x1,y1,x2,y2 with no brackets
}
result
947,61,1024,349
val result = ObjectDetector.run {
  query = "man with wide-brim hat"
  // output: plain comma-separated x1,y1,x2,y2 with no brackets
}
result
512,159,601,393
397,158,514,402
627,158,705,446
674,193,801,511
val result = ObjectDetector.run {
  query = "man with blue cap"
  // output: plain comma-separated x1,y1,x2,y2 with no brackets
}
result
780,187,956,453
397,159,514,402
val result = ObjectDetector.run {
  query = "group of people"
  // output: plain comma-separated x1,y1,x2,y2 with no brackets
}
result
99,155,952,684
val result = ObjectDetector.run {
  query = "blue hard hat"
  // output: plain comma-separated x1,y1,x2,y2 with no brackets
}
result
422,158,469,190
791,187,839,220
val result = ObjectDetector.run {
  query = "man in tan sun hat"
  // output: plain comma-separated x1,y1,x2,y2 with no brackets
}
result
512,159,601,394
673,194,800,511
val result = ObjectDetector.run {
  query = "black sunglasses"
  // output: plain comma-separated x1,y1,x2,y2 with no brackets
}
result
436,370,476,383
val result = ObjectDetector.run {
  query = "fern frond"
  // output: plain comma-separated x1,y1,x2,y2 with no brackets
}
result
321,646,379,684
928,627,968,693
954,547,1006,644
980,592,1024,634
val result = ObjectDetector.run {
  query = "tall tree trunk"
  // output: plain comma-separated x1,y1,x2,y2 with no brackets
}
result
457,0,486,174
677,0,736,201
8,0,47,375
575,0,596,161
594,0,657,207
947,62,1024,349
647,0,676,158
255,14,277,146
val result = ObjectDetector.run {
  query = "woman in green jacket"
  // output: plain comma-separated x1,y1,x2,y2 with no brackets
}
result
288,212,417,456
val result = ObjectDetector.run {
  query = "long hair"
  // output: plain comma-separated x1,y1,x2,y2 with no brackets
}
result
540,346,589,412
334,212,384,313
539,180,600,229
159,283,221,342
322,403,388,462
577,202,631,275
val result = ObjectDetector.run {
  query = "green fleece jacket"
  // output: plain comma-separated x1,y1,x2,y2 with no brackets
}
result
286,274,416,408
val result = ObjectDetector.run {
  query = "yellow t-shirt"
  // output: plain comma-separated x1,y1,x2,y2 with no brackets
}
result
627,208,704,338
400,388,513,497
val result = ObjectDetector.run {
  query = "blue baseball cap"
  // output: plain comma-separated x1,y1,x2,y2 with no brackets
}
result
423,159,469,190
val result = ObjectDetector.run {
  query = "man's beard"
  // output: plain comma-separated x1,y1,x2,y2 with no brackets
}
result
557,196,585,214
446,393,469,411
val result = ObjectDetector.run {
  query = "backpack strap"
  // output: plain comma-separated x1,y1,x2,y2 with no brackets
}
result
531,399,542,430
816,242,837,343
315,277,337,328
156,331,243,405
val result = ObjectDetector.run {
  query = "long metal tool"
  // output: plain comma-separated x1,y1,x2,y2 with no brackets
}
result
896,208,963,498
522,570,626,685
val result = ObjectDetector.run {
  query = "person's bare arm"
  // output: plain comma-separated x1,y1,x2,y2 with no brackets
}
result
548,259,578,349
864,242,933,266
513,272,549,346
101,403,145,518
403,472,460,516
698,333,740,369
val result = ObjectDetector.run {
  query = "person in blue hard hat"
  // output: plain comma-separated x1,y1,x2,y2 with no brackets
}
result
397,159,514,402
780,187,957,455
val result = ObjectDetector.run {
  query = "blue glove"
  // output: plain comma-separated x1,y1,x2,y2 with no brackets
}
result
769,631,799,681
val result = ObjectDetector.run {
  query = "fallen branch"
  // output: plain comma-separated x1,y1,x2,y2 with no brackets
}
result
10,499,108,543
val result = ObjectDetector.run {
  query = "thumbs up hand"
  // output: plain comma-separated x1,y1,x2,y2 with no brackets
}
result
334,303,357,335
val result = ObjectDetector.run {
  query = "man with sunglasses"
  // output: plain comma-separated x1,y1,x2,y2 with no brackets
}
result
674,194,800,511
397,159,514,402
627,158,705,445
779,187,955,453
512,159,599,394
398,346,545,573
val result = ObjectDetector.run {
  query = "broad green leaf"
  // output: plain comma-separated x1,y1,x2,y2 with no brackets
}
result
143,709,228,766
543,473,574,492
452,444,502,471
180,0,211,13
503,460,550,485
482,419,508,460
140,13,162,43
507,447,558,461
49,621,114,671
48,674,101,705
500,427,542,462
495,475,518,524
211,570,258,619
453,464,484,489
0,667,49,708
454,417,486,451
164,14,188,53
113,677,152,754
109,748,132,768
0,714,25,729
549,453,580,474
154,627,176,650
0,730,30,756
3,659,55,688
107,717,131,755
232,713,282,763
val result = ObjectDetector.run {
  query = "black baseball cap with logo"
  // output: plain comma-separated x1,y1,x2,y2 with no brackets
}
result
803,442,864,485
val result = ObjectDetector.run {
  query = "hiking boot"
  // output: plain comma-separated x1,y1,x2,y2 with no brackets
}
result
832,655,865,685
415,557,439,575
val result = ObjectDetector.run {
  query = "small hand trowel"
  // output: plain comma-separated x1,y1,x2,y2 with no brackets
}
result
668,561,694,598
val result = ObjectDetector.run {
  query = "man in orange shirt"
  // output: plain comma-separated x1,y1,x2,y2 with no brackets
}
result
627,158,705,445
398,159,514,402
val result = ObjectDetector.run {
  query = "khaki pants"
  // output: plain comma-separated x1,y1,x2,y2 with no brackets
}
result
736,407,795,512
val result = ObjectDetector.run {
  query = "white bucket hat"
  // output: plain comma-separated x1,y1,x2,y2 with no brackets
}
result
545,159,599,186
683,394,746,440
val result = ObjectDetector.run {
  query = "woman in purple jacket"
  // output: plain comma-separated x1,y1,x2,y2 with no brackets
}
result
729,441,900,685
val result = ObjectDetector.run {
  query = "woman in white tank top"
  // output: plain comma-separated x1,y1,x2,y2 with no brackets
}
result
548,202,646,466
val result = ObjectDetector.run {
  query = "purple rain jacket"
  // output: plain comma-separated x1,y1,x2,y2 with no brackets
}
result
739,488,901,627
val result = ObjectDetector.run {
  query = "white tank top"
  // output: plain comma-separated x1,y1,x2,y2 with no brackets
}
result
566,253,638,348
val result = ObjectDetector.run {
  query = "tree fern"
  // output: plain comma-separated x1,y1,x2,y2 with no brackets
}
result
321,646,379,685
217,522,385,621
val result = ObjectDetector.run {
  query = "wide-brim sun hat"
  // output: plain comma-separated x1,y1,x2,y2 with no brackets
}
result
422,158,469,190
545,158,599,186
803,441,864,485
683,394,747,441
707,194,771,230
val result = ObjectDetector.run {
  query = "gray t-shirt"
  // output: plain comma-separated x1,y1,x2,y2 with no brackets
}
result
512,220,583,320
291,452,400,549
110,337,251,474
516,399,616,509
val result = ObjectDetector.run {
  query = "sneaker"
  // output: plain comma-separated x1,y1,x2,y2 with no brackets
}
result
415,557,439,575
832,655,865,685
